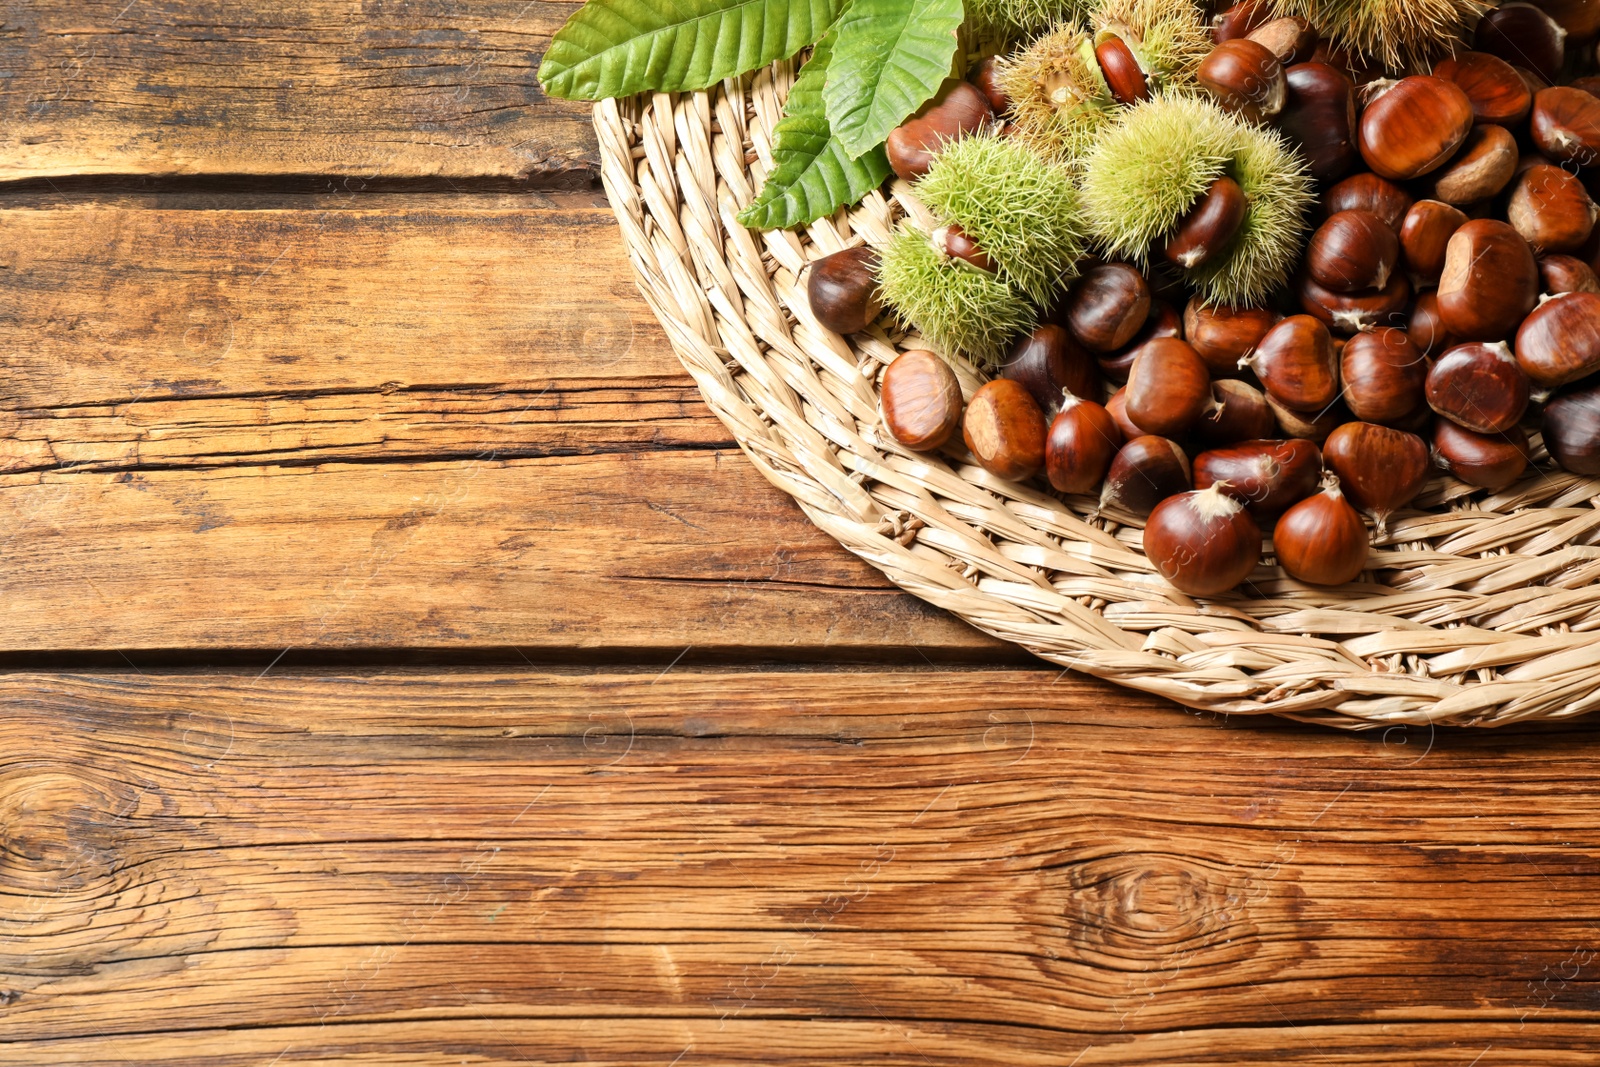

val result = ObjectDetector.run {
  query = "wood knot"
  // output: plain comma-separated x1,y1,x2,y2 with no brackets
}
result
0,768,134,892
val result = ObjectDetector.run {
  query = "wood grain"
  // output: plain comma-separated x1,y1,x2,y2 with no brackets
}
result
0,200,1004,654
0,1,598,184
2,669,1598,1063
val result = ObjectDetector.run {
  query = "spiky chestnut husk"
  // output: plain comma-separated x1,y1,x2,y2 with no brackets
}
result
914,131,1087,306
1092,0,1210,90
877,225,1038,367
1266,0,1490,73
1080,93,1313,306
967,0,1093,43
995,23,1115,162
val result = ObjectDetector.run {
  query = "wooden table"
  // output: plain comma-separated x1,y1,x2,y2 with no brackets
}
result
3,5,1599,1063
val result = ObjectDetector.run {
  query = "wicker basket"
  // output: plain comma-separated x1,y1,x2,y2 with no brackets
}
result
593,62,1600,729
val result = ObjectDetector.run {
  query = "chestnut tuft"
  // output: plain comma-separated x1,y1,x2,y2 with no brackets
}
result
1299,270,1410,336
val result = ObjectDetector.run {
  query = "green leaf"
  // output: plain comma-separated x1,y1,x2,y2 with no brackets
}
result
538,0,846,101
822,0,964,160
737,33,892,230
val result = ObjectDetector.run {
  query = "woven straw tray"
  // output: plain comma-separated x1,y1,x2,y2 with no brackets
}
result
593,61,1600,730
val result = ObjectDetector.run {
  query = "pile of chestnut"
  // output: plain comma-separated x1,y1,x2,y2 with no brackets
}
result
807,0,1600,598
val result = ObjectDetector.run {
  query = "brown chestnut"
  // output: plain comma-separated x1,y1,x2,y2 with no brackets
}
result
1544,382,1600,474
1045,395,1122,495
1515,291,1600,386
1323,173,1413,232
1298,270,1411,336
1425,341,1530,434
1342,328,1428,426
1002,324,1097,415
1125,337,1211,438
808,246,883,335
1211,0,1272,43
1432,419,1530,490
1273,480,1369,586
1531,87,1600,169
1306,209,1399,293
1163,176,1247,270
1520,0,1600,39
931,222,997,272
881,350,964,451
1199,379,1277,445
1143,484,1263,597
1436,220,1540,341
1106,387,1147,442
1246,16,1317,66
1243,314,1339,412
1508,164,1599,254
1408,291,1459,357
962,378,1047,481
1432,51,1533,127
1477,4,1568,84
1194,438,1322,518
1102,435,1192,515
1095,34,1149,106
1280,62,1358,182
1359,75,1474,181
1184,300,1279,376
1198,38,1287,123
968,56,1010,114
1429,124,1519,205
1323,421,1431,521
1540,254,1600,294
1101,300,1182,383
1267,394,1347,444
1399,200,1468,288
885,81,993,181
1062,264,1151,353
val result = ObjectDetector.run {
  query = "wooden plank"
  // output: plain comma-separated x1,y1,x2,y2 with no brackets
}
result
0,1,598,183
0,200,1005,653
2,669,1598,1063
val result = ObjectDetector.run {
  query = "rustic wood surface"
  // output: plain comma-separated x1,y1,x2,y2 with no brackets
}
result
2,3,1599,1063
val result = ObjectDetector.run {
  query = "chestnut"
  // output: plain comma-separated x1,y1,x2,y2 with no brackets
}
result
881,350,964,451
1045,395,1122,495
1246,16,1317,66
1096,34,1149,106
1477,4,1569,84
1280,62,1358,182
962,378,1047,481
932,222,997,272
1199,378,1277,445
1267,394,1347,444
1322,173,1413,232
1299,271,1410,336
1507,164,1598,254
1425,341,1530,434
1101,300,1182,383
1143,484,1263,597
968,56,1010,114
885,81,994,181
1342,328,1428,426
1514,291,1600,386
1062,264,1151,353
1273,480,1369,586
1243,314,1339,412
1184,300,1280,376
1436,220,1539,341
1531,87,1600,169
1163,176,1247,270
1101,435,1192,515
1409,291,1459,357
1520,0,1600,39
1543,382,1600,474
1002,324,1097,416
1323,421,1431,521
1358,75,1474,181
1399,200,1468,288
1211,0,1272,43
1194,438,1322,518
1429,124,1519,205
1106,387,1147,442
1432,51,1533,127
1306,209,1399,293
1125,337,1211,438
1198,38,1286,123
1540,254,1600,294
1433,419,1530,490
808,246,882,335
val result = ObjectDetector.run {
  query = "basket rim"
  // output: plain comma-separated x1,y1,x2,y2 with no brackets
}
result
591,68,1600,730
